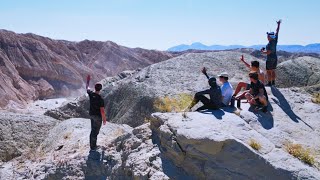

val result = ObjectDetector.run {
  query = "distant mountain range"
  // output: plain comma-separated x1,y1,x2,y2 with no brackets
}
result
168,42,320,53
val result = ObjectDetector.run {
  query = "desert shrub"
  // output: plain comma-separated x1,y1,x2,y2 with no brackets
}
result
311,93,320,104
154,93,193,112
249,139,262,151
285,143,315,166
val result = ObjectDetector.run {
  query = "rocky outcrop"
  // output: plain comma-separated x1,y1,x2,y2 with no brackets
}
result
0,112,58,162
0,118,178,180
150,110,320,179
146,86,320,179
276,56,320,88
48,51,267,126
49,51,320,128
28,78,55,99
44,70,138,120
0,30,174,108
2,87,319,179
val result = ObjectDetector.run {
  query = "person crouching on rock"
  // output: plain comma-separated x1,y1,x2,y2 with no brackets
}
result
184,67,222,112
245,72,269,112
86,75,107,151
232,55,265,100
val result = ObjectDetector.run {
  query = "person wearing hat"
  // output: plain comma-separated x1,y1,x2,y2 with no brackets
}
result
184,67,222,111
218,71,234,106
261,19,282,86
245,72,268,112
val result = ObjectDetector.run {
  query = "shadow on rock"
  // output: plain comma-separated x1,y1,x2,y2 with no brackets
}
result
197,108,225,120
151,130,197,179
248,104,274,130
271,87,313,130
160,154,197,180
83,150,117,180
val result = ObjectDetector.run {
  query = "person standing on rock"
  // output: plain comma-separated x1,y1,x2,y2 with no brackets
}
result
261,19,282,86
245,72,268,112
232,55,265,100
184,67,222,111
86,75,107,151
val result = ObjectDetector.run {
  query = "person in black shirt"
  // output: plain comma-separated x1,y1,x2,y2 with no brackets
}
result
261,20,281,86
245,72,268,112
86,75,107,151
185,67,222,111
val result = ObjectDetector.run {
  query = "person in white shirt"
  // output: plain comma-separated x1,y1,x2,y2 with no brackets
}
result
218,72,234,106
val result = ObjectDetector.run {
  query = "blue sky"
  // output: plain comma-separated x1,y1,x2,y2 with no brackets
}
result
0,0,319,50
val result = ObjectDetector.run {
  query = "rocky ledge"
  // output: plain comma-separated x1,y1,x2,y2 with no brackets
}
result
151,111,320,179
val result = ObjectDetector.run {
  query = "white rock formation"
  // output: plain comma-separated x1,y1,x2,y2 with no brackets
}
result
151,109,320,179
0,119,170,180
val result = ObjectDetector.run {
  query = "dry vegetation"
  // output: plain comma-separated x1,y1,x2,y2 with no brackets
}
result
285,143,315,166
154,93,193,112
249,139,262,151
63,132,72,140
311,93,320,104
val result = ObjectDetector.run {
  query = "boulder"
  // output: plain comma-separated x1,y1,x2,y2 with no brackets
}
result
277,56,320,88
150,109,320,179
0,112,58,162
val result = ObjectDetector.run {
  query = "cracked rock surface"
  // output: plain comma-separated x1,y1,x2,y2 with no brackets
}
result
0,112,58,162
0,119,172,180
151,108,320,179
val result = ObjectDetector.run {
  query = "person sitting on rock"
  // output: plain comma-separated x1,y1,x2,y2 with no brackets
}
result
245,72,268,112
184,67,222,111
86,75,107,151
217,72,234,106
232,55,265,100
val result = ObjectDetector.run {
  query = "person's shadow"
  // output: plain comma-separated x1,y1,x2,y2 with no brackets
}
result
248,103,274,130
271,87,313,130
83,150,117,180
197,107,225,120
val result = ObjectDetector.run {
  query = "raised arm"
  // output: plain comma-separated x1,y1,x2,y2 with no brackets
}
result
201,67,210,79
86,75,91,90
276,19,281,36
240,55,250,69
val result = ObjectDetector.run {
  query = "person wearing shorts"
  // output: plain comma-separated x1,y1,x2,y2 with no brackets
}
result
261,20,282,86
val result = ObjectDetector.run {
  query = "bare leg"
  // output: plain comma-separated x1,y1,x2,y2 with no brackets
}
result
236,90,249,100
258,95,268,106
267,70,272,83
233,82,248,96
271,70,276,81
